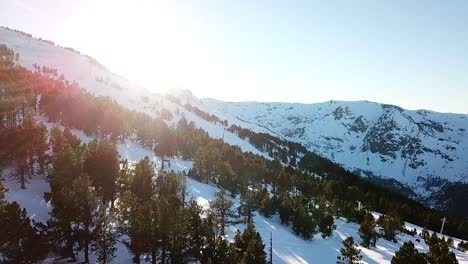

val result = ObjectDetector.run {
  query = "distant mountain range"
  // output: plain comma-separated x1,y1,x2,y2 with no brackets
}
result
2,26,467,214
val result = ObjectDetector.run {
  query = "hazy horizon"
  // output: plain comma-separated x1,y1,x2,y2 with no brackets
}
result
1,0,468,114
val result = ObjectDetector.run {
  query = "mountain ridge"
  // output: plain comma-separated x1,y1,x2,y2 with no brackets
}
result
2,26,467,213
175,94,468,207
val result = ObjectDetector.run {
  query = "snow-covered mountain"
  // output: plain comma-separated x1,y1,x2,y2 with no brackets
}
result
173,93,468,206
2,25,468,264
2,26,467,209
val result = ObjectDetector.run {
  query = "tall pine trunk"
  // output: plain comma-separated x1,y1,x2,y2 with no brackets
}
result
151,247,157,264
84,223,90,263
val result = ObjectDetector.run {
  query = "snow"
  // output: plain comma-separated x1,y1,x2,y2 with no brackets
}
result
1,27,467,263
2,122,467,263
0,27,270,160
194,98,468,198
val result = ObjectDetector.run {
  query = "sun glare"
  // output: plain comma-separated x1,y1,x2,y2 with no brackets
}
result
63,0,220,94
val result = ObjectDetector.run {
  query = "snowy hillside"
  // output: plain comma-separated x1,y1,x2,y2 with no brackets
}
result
4,117,467,264
0,27,267,159
172,94,468,203
2,26,468,263
2,26,467,207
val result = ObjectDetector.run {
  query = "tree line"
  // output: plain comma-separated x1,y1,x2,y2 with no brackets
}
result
0,43,466,262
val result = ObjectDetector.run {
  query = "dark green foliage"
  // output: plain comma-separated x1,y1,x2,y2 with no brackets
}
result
238,188,259,224
0,202,49,263
67,174,99,263
233,224,267,264
319,214,336,238
337,236,362,264
391,241,427,264
278,193,293,225
210,189,237,236
458,241,468,252
314,200,336,238
84,140,119,205
259,188,275,217
292,203,316,239
359,213,378,248
131,157,155,201
92,209,117,264
378,213,403,242
426,233,459,264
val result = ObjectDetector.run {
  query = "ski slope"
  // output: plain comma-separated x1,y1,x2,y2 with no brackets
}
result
0,27,268,160
3,118,467,264
1,26,468,263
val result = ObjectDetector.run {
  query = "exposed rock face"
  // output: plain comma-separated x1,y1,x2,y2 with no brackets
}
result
194,98,468,210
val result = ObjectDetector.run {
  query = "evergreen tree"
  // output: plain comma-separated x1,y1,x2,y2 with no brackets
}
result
259,188,275,217
238,188,258,224
116,191,148,264
131,156,155,202
210,190,237,236
33,122,49,175
186,200,205,262
378,213,403,242
318,214,336,238
426,233,458,264
233,224,267,264
358,213,378,248
92,208,118,264
46,145,84,261
67,174,98,263
278,193,293,225
391,241,427,264
292,204,316,239
10,128,30,189
84,140,119,205
337,236,362,264
0,202,49,263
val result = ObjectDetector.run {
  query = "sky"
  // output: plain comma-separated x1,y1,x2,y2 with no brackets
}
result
1,0,468,114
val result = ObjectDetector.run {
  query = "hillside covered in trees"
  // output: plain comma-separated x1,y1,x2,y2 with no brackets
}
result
1,33,467,263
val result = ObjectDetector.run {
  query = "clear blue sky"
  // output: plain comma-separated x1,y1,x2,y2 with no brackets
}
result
1,0,468,114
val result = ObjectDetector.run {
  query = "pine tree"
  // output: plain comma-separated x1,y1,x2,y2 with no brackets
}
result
92,208,118,264
337,236,362,264
391,241,427,264
131,156,155,202
116,191,148,264
319,214,336,238
186,199,205,262
0,202,49,263
278,193,293,225
292,203,316,239
10,128,30,189
238,188,258,225
46,145,84,261
33,122,49,175
212,237,235,263
426,233,458,264
210,190,237,236
269,232,273,264
84,140,119,205
359,213,378,248
259,189,275,217
67,174,98,263
378,213,403,242
233,224,267,264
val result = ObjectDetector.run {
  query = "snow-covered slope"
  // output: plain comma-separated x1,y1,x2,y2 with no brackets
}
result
0,27,268,159
4,117,467,264
2,26,468,263
2,26,467,206
175,95,468,202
